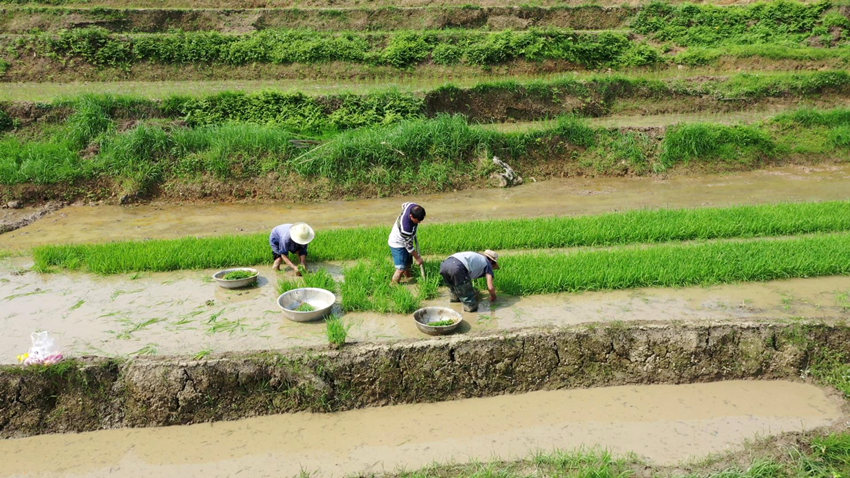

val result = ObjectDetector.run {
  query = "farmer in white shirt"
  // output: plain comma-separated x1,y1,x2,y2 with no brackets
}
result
387,202,426,285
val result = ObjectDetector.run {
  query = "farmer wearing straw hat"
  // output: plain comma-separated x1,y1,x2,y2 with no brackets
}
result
269,222,315,276
388,202,426,285
439,250,499,312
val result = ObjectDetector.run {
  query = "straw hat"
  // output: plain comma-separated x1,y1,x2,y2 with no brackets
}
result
482,249,499,269
290,223,315,245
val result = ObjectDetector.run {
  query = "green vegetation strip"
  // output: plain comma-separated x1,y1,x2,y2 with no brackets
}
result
497,233,850,295
32,201,850,273
9,27,661,69
392,434,850,478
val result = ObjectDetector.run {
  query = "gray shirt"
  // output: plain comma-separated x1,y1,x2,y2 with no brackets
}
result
450,251,493,280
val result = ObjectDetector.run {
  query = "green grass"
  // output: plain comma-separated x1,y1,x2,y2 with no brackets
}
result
33,201,850,273
659,123,777,170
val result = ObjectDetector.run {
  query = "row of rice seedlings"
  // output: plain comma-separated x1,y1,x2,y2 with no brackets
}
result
32,200,850,273
496,233,850,295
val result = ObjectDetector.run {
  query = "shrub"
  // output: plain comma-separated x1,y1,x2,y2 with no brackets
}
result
380,32,432,68
431,43,463,65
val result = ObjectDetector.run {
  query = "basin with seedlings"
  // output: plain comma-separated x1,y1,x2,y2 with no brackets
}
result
414,307,463,335
212,267,259,289
277,287,336,322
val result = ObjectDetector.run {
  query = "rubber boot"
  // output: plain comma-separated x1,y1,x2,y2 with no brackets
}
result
449,287,460,303
456,281,479,312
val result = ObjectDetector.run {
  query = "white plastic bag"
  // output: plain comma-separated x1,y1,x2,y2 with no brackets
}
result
20,331,64,365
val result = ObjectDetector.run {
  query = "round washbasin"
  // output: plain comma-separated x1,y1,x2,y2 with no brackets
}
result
212,267,259,289
413,307,463,335
277,288,336,322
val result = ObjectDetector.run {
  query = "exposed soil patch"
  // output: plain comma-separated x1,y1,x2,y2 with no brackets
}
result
0,201,65,234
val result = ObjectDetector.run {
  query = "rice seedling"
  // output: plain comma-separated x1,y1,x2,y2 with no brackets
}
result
128,343,158,356
427,319,455,327
295,303,315,312
222,270,256,280
340,259,416,313
32,200,850,273
325,314,348,348
496,233,850,295
277,268,338,295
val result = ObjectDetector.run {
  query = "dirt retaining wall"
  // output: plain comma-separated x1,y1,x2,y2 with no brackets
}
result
0,6,633,34
1,319,847,438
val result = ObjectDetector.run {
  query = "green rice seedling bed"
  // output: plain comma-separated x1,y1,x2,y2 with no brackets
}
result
32,200,850,273
496,232,850,295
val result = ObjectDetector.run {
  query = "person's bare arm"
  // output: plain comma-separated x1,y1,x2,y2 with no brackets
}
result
486,274,496,302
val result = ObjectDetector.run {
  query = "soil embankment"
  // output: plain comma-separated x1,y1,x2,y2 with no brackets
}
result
0,6,633,33
1,319,848,438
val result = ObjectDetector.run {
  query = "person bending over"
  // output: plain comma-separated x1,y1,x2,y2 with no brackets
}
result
269,222,315,275
439,250,499,312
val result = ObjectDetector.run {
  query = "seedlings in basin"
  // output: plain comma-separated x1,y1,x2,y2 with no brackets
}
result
295,303,315,312
428,319,456,327
222,270,255,280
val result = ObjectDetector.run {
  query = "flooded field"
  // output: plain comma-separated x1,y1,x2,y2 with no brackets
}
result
0,381,843,477
3,164,850,250
2,165,850,362
3,253,850,362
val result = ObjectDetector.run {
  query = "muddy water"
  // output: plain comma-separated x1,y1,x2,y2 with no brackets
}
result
0,381,843,477
3,251,849,363
2,164,850,251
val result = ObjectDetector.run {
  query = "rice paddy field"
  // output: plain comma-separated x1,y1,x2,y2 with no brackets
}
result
2,0,850,475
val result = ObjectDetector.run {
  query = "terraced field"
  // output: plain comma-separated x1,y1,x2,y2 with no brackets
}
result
1,0,850,476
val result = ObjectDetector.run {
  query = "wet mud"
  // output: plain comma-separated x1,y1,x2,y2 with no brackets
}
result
0,381,844,477
2,253,850,363
2,164,849,251
2,164,850,362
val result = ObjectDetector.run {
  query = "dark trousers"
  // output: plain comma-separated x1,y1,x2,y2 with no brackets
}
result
439,257,479,312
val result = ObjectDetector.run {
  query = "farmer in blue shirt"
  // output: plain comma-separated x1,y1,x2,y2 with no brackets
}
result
388,202,426,285
439,250,499,312
269,222,315,275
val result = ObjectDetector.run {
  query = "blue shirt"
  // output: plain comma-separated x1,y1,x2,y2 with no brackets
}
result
269,224,308,256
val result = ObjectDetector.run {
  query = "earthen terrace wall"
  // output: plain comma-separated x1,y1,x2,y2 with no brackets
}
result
1,319,847,438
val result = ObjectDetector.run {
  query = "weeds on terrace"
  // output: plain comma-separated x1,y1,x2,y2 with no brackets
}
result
633,0,840,48
807,349,850,397
497,233,850,295
293,114,491,189
19,28,662,69
659,123,777,171
33,201,850,273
